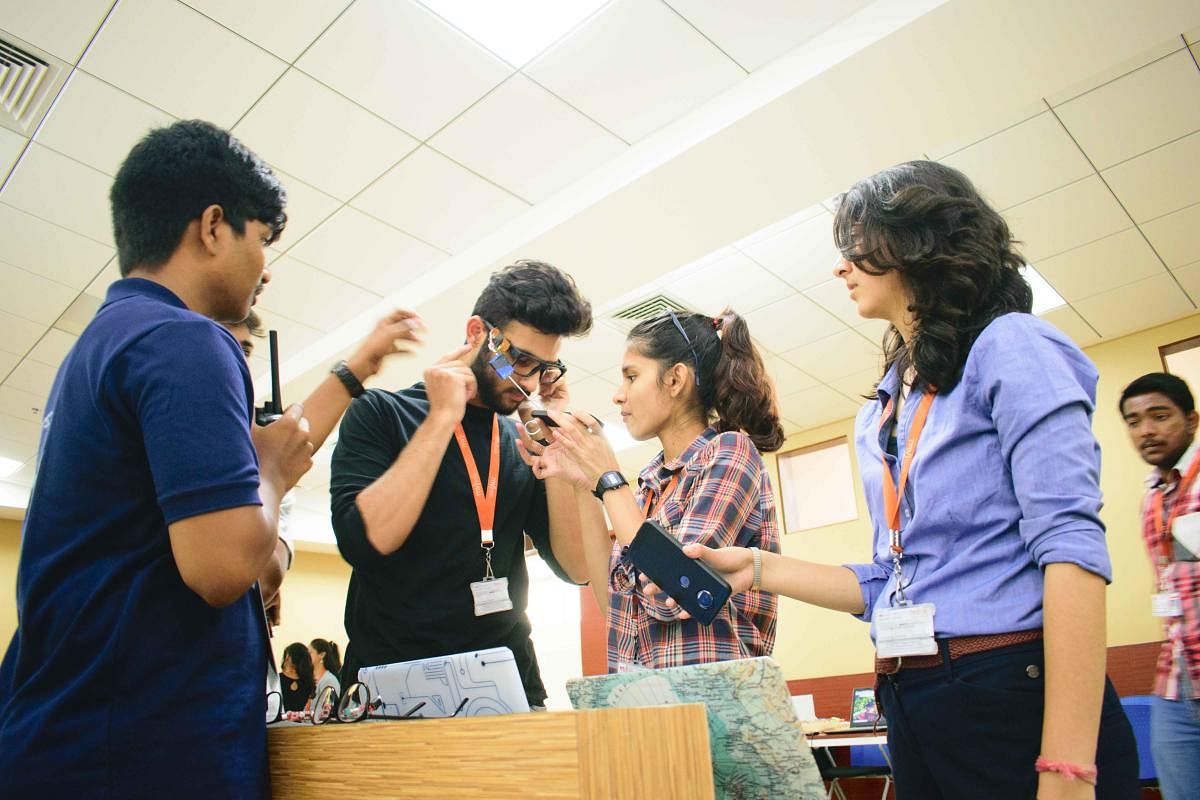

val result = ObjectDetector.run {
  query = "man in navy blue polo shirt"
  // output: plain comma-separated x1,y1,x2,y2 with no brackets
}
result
0,120,314,798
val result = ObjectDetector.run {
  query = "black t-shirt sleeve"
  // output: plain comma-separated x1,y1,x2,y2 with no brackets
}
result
522,475,576,584
330,391,401,571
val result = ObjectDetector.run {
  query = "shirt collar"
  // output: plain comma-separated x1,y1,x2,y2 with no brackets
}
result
1145,436,1200,490
103,277,188,311
638,426,719,491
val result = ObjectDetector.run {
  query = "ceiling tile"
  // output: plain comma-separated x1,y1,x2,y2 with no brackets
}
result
779,329,880,382
267,168,340,253
288,207,446,296
1072,273,1195,339
940,112,1092,210
668,0,873,72
182,0,348,62
0,0,113,62
0,261,78,325
0,351,18,376
0,128,26,176
4,358,58,399
0,143,114,244
739,211,838,291
1055,50,1200,170
1038,305,1101,349
1102,131,1200,223
827,367,880,401
732,205,828,251
0,413,42,446
525,0,744,142
558,319,629,378
743,294,844,353
0,436,36,465
25,328,78,368
762,354,818,398
418,0,609,68
84,257,121,300
298,0,511,139
247,308,327,361
567,373,620,419
53,294,102,336
430,74,626,203
351,147,529,253
802,277,865,329
1172,260,1200,308
776,383,860,432
1004,176,1131,262
661,250,793,316
855,318,890,343
1036,228,1165,302
80,0,286,126
35,70,175,177
0,203,114,289
0,311,49,357
257,255,382,332
1143,203,1200,269
233,69,417,201
0,385,47,423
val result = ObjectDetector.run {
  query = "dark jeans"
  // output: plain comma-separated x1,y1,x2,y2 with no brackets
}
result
876,639,1139,800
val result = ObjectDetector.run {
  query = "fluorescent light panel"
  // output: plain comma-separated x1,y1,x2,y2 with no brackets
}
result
1023,265,1067,315
0,456,24,479
420,0,609,66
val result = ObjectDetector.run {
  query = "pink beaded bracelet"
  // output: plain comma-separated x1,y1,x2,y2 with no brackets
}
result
1035,757,1098,785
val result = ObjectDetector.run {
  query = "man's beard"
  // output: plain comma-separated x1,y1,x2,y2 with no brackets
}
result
471,347,524,415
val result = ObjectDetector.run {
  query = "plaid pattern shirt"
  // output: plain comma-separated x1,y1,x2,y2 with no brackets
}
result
606,427,779,671
1140,438,1200,699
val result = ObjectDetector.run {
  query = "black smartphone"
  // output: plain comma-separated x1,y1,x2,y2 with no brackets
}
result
626,519,732,625
530,409,604,428
254,330,283,426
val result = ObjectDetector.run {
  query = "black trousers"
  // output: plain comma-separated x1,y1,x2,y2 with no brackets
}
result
876,639,1140,800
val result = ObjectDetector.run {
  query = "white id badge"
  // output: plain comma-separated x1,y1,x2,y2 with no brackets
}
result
875,602,938,657
470,577,513,616
1152,591,1182,618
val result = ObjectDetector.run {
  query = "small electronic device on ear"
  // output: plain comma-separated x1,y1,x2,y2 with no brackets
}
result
254,330,283,426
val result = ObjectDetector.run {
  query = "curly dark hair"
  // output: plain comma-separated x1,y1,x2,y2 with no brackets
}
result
471,260,593,337
110,119,287,276
627,308,784,452
832,160,1032,393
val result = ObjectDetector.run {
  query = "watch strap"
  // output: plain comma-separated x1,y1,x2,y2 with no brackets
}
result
592,470,628,500
331,360,365,399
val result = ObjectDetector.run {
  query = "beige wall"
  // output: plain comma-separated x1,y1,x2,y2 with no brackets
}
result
0,312,1196,679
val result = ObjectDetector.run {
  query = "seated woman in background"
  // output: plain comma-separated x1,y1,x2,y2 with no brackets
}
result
524,307,782,672
309,638,342,701
279,643,314,713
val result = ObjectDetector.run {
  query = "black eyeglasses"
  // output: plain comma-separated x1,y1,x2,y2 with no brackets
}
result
270,683,471,726
482,319,567,385
667,311,701,387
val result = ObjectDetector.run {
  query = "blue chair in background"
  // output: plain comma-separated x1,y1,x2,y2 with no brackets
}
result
1120,695,1157,787
819,743,892,800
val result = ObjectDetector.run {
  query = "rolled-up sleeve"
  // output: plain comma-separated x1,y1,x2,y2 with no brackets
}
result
845,560,892,622
971,318,1112,581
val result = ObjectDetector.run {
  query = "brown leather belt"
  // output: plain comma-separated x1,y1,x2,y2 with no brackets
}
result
875,628,1043,675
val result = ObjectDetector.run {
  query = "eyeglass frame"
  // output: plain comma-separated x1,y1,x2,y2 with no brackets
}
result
480,318,567,386
302,682,471,725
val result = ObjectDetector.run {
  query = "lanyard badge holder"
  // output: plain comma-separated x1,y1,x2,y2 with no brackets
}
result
874,390,938,659
456,414,514,617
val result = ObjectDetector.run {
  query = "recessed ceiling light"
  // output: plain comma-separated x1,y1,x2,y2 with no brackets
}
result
1023,265,1066,315
0,456,24,479
420,0,609,67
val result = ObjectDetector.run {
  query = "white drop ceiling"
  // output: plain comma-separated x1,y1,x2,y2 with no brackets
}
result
0,0,1197,543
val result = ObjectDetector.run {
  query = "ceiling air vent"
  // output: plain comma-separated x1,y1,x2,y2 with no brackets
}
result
607,293,692,331
0,35,66,135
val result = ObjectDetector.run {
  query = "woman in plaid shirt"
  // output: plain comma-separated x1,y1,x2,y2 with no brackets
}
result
523,307,782,671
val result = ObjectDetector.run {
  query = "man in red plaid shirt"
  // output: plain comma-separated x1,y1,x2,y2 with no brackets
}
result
1121,372,1200,800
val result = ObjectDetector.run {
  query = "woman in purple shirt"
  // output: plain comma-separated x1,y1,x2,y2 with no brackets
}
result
673,162,1139,799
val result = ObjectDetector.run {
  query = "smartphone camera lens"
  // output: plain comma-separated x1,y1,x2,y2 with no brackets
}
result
679,575,690,588
697,590,713,609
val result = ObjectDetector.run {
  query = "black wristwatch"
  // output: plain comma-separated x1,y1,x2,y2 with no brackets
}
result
331,360,365,398
592,471,628,500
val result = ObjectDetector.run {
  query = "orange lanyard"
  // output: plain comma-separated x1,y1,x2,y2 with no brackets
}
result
453,414,500,546
880,389,935,553
643,474,680,520
1150,448,1200,565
